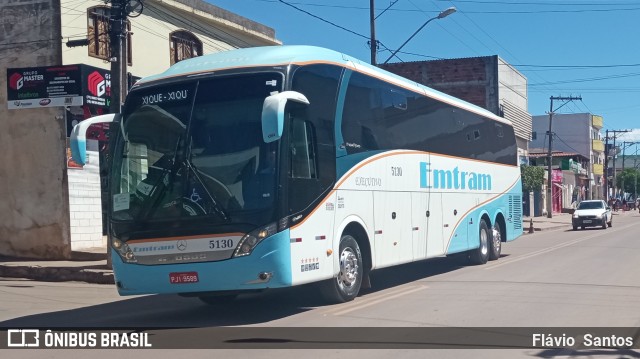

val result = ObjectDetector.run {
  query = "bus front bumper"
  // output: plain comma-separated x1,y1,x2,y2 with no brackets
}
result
111,230,292,296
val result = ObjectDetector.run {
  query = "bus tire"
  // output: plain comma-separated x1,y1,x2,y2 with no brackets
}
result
469,220,490,265
321,234,363,303
488,223,502,261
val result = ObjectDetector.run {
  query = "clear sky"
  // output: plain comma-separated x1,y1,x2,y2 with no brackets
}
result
210,0,640,147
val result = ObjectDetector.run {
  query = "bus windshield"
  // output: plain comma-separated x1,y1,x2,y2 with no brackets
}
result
111,73,283,224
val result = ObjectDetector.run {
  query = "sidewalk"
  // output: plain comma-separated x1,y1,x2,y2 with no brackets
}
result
522,212,573,233
0,248,114,285
0,211,620,285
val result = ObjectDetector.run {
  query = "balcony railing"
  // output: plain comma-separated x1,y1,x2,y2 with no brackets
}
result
592,139,604,152
592,115,603,129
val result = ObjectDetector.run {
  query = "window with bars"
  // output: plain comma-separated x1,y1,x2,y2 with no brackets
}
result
87,6,132,65
170,30,202,65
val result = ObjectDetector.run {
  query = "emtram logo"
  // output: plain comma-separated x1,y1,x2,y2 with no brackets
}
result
9,73,24,90
87,71,106,97
7,329,40,347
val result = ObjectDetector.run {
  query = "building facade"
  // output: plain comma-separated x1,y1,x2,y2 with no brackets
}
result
1,0,279,259
530,113,605,207
380,56,533,165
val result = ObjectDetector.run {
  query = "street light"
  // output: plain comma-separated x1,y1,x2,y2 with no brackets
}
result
382,6,456,64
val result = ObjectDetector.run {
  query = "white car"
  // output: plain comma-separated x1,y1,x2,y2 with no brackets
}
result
572,200,612,230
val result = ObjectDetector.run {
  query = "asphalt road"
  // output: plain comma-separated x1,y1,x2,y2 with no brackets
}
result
2,211,640,358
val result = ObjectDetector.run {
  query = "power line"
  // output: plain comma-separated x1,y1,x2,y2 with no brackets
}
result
143,4,250,49
529,72,640,86
0,38,60,47
406,0,481,56
255,0,640,13
434,0,640,5
507,63,640,68
276,0,369,40
375,0,399,20
553,133,582,154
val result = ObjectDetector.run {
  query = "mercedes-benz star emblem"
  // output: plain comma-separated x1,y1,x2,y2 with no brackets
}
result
177,240,187,251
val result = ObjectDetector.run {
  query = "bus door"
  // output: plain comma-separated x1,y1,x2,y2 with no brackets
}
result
411,192,428,261
411,152,429,261
426,192,444,257
374,191,413,267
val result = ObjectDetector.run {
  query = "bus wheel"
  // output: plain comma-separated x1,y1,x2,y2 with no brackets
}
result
469,220,490,265
321,235,363,303
198,294,237,305
488,224,502,261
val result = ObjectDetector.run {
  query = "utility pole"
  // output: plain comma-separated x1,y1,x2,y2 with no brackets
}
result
109,0,127,114
621,141,637,170
634,145,638,202
621,141,637,198
370,0,377,65
546,96,581,218
608,130,630,199
604,130,610,199
105,0,142,268
108,0,143,113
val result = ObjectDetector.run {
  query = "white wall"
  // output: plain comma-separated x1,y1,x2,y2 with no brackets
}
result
60,0,280,77
67,147,105,250
498,57,528,110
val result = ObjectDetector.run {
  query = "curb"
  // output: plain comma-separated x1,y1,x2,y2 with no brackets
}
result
0,264,114,284
523,224,568,234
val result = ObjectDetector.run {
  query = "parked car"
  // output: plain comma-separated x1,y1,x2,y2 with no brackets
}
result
572,200,612,230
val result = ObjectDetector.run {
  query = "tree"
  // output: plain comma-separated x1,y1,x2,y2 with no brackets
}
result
521,165,545,192
615,167,640,196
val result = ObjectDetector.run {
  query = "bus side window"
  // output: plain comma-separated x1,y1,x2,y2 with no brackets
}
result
289,118,318,179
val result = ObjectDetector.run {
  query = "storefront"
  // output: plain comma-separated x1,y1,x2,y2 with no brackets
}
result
7,64,138,250
7,64,116,156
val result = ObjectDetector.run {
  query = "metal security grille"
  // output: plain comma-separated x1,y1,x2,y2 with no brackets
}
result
170,31,203,65
510,195,523,230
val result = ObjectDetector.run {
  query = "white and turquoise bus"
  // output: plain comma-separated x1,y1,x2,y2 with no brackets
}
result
71,45,523,303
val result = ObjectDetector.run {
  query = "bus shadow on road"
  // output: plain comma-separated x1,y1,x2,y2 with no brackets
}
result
0,255,494,328
365,255,492,293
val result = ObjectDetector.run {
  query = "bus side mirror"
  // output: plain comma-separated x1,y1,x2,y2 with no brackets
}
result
261,91,309,143
70,113,119,165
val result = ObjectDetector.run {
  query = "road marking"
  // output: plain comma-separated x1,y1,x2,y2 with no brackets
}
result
485,222,639,270
327,285,427,316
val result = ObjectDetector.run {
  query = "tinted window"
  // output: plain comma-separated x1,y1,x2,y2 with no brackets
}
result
288,64,342,214
341,71,517,165
577,201,604,210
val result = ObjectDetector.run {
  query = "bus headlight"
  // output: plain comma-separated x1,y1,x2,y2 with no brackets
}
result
112,238,137,263
233,222,277,257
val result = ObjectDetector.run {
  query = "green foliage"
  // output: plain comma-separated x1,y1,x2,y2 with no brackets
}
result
615,167,640,195
521,165,545,192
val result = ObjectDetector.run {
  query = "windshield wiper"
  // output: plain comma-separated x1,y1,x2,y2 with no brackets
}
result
135,136,183,220
185,160,230,221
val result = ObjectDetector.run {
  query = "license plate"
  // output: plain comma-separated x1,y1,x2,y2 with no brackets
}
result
169,271,199,284
583,220,592,223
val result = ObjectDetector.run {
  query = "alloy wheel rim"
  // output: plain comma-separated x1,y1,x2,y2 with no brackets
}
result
480,227,488,255
493,226,501,252
338,247,358,288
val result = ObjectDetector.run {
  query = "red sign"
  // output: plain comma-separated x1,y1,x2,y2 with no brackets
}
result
552,169,563,183
169,272,199,284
